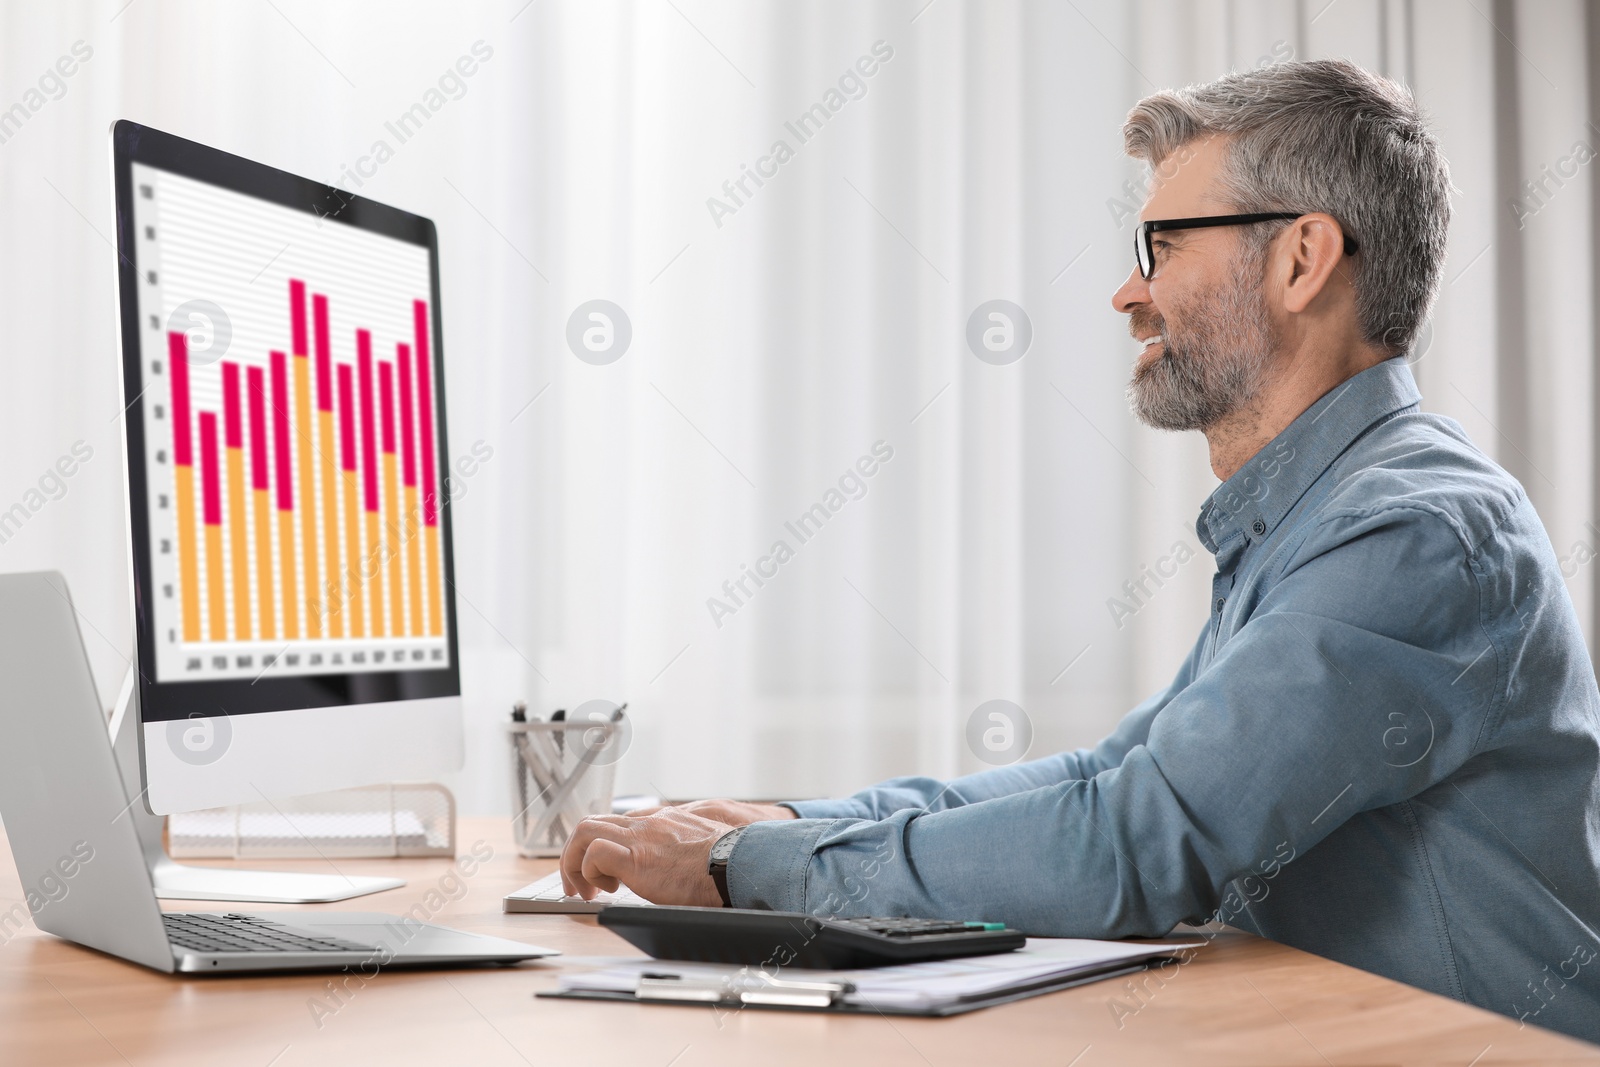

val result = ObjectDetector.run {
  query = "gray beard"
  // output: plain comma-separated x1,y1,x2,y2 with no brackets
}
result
1127,256,1276,432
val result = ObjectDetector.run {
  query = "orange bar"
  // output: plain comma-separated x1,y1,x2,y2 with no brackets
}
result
319,410,343,637
253,491,275,639
404,486,423,637
383,453,403,636
342,468,365,637
366,509,385,638
294,356,321,637
204,525,225,642
278,511,299,639
225,448,249,640
174,465,200,642
425,525,442,636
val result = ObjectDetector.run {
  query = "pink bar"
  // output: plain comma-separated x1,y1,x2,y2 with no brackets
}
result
413,301,437,526
199,412,222,526
221,362,242,449
379,362,395,454
357,329,378,513
270,351,293,511
168,331,193,466
290,278,308,356
314,293,332,412
338,364,356,471
248,366,268,490
397,343,416,487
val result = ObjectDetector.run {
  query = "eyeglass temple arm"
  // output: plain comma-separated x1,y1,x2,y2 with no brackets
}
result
1144,213,1358,253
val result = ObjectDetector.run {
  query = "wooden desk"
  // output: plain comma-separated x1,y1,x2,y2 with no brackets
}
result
0,818,1594,1066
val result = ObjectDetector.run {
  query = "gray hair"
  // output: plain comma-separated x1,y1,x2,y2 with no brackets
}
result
1123,59,1451,355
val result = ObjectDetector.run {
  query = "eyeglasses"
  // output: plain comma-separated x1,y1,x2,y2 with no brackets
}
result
1134,212,1360,280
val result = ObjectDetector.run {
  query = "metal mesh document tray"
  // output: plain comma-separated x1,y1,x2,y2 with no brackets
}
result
167,783,456,859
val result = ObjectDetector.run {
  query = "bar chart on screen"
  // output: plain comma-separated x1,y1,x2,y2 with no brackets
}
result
131,163,451,683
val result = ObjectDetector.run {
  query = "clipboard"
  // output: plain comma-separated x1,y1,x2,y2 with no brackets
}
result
538,957,1168,1017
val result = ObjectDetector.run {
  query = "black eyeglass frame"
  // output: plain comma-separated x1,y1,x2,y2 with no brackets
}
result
1135,212,1360,280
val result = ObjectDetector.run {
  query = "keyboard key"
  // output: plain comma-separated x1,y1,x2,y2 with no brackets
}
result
163,914,374,954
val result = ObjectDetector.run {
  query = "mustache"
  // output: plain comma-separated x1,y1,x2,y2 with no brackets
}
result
1129,311,1165,340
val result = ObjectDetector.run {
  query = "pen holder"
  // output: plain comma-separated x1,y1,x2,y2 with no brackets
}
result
507,717,623,857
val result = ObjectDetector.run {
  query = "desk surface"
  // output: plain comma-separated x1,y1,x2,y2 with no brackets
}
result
0,817,1594,1067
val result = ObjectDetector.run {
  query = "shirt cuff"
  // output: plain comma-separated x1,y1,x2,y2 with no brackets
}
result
779,797,871,819
724,817,838,912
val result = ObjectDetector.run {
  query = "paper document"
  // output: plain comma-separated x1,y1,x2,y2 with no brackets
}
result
554,937,1199,1012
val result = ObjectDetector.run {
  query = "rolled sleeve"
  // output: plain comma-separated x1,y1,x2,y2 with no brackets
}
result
725,818,840,912
780,798,872,820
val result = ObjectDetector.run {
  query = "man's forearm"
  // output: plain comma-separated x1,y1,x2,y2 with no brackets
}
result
781,751,1091,820
728,774,1211,931
730,758,1241,933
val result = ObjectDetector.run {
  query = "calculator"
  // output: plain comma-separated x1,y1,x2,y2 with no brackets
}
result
598,905,1025,969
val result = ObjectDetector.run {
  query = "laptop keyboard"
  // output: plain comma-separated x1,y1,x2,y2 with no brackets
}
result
163,913,376,954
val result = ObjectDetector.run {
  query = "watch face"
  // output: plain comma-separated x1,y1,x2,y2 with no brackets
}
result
711,828,742,863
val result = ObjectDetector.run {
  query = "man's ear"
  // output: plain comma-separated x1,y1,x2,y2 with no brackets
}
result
1279,212,1351,314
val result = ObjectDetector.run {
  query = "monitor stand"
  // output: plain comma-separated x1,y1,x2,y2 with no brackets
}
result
108,671,405,903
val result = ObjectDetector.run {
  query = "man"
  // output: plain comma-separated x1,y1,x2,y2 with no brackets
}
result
562,59,1600,1041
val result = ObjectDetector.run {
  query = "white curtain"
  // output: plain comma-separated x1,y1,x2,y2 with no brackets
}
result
0,0,1592,815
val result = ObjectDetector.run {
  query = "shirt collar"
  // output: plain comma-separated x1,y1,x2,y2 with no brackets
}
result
1196,356,1423,557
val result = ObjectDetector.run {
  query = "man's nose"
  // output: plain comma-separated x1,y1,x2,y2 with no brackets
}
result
1112,267,1150,315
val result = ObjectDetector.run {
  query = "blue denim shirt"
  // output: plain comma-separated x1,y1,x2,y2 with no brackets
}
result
729,357,1600,1041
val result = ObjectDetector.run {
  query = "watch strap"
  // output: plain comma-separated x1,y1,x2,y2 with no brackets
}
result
707,826,745,907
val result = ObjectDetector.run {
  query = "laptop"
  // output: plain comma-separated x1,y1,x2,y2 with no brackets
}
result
0,570,557,974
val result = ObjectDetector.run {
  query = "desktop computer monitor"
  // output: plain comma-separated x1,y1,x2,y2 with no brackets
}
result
111,120,463,817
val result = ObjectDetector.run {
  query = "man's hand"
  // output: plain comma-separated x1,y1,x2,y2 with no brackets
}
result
622,798,798,825
559,807,736,906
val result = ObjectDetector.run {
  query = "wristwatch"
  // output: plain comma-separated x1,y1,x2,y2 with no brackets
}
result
707,827,746,907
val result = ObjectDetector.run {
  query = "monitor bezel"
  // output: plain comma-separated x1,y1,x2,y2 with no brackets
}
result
111,119,462,725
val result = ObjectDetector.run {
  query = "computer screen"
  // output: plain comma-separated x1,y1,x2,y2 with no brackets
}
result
130,162,452,683
113,121,463,813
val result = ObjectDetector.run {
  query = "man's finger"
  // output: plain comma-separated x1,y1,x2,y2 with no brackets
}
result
558,827,591,898
581,837,634,894
560,816,625,898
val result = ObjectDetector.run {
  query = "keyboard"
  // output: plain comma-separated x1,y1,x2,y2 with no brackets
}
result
163,913,376,954
503,872,655,914
599,905,1025,968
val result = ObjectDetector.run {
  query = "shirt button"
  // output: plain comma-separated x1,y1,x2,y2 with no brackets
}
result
1252,519,1266,536
1215,597,1226,613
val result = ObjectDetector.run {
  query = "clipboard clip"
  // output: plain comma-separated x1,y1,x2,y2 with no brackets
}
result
636,971,855,1008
